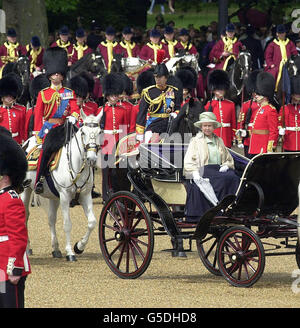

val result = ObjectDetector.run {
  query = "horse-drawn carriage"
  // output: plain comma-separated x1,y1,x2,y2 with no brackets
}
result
98,139,300,287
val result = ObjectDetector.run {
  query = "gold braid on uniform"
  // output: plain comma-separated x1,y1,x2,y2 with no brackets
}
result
40,90,61,120
142,85,178,114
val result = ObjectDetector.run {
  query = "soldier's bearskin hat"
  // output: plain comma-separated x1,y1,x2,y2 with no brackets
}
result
0,133,27,190
79,71,95,94
244,69,262,95
175,67,197,91
136,69,155,94
69,75,88,98
291,75,300,95
118,72,133,96
208,69,230,91
255,71,275,100
43,47,68,78
29,73,50,104
0,72,22,99
102,72,124,96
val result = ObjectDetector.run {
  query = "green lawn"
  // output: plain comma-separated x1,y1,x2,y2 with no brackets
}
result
146,2,300,30
146,3,239,30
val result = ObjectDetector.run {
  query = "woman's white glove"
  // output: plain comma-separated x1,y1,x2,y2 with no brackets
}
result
170,112,177,118
278,127,285,136
192,171,201,180
67,116,77,124
235,129,247,138
219,165,229,173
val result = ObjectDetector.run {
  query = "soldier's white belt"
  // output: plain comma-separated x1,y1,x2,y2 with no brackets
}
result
221,123,231,127
286,127,300,131
0,235,9,242
103,129,123,134
12,132,19,138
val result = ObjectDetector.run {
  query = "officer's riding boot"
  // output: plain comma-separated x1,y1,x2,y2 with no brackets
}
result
35,176,45,194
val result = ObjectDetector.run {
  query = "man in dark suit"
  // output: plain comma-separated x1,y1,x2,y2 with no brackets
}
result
241,24,264,70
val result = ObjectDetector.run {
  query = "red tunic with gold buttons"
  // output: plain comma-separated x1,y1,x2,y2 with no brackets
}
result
0,104,26,144
204,98,236,148
33,86,80,137
279,103,300,151
100,103,127,155
0,187,31,282
237,99,260,147
248,103,279,154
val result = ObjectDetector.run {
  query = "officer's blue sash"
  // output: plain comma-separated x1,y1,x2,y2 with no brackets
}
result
146,97,172,128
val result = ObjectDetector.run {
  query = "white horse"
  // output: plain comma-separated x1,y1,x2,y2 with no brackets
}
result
21,110,102,261
165,54,200,75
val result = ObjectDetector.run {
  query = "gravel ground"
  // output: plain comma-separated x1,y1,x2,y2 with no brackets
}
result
24,170,300,308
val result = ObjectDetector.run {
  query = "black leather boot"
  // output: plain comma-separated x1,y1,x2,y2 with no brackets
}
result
35,177,44,194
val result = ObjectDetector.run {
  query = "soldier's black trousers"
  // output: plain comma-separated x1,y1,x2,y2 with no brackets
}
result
0,276,27,308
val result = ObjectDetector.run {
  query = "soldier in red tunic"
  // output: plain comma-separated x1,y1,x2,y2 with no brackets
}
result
161,26,178,59
209,23,243,71
0,73,26,145
278,75,300,151
34,47,80,194
97,26,119,73
204,70,236,148
25,36,44,76
50,25,74,67
71,28,93,65
115,27,140,58
264,24,298,91
139,29,163,63
236,70,261,158
0,132,30,308
99,73,128,202
248,72,279,156
0,28,26,74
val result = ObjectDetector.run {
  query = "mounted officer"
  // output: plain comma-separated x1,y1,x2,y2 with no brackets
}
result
33,47,80,194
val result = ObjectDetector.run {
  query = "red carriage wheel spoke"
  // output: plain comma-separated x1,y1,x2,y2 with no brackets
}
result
107,209,123,229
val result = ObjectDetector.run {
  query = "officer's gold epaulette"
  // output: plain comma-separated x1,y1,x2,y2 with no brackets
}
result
141,85,156,97
166,84,178,91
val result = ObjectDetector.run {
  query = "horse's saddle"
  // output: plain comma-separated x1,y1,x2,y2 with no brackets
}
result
26,146,62,171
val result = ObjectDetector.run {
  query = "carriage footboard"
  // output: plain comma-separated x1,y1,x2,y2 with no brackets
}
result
127,171,181,238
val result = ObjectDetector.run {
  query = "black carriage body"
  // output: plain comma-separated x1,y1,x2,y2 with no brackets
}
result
99,139,300,286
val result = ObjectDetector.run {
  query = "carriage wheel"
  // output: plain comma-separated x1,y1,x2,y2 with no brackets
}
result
217,226,265,287
196,229,222,276
295,242,300,269
99,191,154,279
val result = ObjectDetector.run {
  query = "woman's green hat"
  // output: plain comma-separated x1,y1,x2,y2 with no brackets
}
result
194,112,222,129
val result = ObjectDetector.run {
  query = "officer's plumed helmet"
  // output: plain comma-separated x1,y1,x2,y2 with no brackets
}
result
102,72,124,96
255,71,275,100
208,69,230,91
153,49,169,77
0,133,27,190
43,47,68,78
